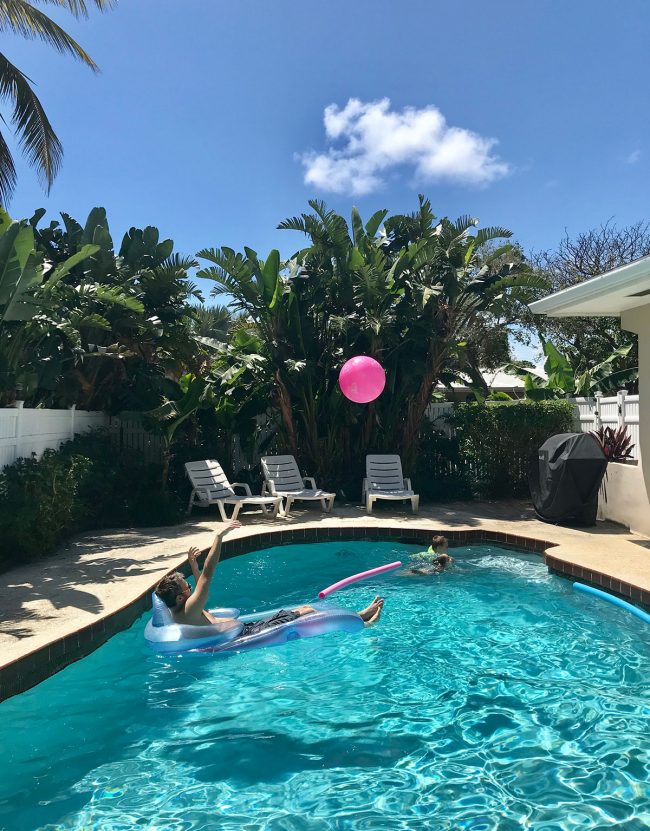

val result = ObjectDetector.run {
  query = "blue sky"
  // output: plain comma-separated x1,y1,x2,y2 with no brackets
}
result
5,0,650,357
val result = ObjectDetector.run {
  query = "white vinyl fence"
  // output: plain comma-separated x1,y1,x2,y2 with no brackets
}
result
1,392,641,471
572,392,640,460
0,404,109,469
426,393,641,460
0,406,166,470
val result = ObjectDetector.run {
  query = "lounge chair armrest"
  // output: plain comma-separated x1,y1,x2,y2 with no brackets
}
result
361,477,368,497
262,480,278,496
232,482,252,496
304,476,317,489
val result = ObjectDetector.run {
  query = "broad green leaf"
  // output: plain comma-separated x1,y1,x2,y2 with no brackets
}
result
261,249,281,309
351,207,364,246
365,209,388,239
42,244,100,293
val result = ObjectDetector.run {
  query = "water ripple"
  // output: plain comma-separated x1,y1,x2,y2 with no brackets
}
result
1,543,650,831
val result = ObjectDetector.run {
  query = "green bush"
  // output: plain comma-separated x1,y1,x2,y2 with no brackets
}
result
0,431,184,565
0,449,92,561
413,400,575,500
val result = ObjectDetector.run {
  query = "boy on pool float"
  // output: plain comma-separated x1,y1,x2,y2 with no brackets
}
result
409,535,454,576
155,520,384,634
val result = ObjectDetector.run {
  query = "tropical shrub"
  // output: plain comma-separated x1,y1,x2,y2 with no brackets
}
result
0,431,183,565
0,206,205,411
0,448,92,562
413,401,575,500
198,197,546,488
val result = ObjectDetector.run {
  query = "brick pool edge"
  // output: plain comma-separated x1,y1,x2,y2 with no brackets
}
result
2,525,648,703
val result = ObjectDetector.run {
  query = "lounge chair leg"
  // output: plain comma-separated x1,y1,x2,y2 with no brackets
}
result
411,495,419,514
217,501,228,522
320,498,326,512
284,497,294,517
187,490,196,516
231,503,242,521
367,496,374,514
271,499,281,519
327,496,334,513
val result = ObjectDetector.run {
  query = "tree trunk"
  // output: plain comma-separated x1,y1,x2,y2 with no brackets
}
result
400,352,445,469
275,370,299,458
161,447,171,491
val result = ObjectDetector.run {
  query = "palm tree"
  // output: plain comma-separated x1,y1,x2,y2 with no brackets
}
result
0,0,114,204
190,303,233,343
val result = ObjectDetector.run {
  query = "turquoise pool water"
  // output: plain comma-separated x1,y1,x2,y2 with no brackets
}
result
1,541,650,831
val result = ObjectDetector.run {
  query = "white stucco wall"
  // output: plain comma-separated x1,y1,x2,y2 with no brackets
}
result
607,306,650,535
598,462,650,536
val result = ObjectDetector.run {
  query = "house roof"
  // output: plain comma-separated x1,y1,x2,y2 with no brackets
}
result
529,253,650,317
436,367,546,391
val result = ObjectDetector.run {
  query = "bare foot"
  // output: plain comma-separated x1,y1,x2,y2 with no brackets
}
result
357,596,384,623
357,595,381,619
364,600,384,627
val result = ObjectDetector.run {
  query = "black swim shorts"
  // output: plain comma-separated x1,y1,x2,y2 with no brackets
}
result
240,609,300,637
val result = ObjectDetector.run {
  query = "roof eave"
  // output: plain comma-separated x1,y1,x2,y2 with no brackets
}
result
529,254,650,317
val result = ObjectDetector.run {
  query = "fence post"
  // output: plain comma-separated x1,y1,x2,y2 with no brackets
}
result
594,391,602,430
69,404,76,440
617,388,627,430
13,400,24,462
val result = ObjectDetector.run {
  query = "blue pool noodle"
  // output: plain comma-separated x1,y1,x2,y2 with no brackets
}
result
573,582,650,625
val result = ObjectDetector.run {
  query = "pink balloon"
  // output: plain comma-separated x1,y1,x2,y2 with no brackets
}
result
339,356,386,404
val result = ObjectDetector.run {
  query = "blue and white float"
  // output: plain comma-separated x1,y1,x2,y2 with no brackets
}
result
144,593,364,655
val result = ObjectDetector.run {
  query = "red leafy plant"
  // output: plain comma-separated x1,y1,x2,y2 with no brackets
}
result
592,426,635,462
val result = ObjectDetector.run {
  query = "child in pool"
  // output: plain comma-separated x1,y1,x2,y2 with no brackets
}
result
409,535,454,575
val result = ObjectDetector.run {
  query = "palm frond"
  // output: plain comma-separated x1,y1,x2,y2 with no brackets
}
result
0,127,17,202
277,214,310,233
0,2,99,69
33,1,116,18
473,226,513,248
0,51,63,194
452,214,479,236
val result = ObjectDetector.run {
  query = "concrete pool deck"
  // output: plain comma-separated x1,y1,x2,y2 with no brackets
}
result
2,500,650,701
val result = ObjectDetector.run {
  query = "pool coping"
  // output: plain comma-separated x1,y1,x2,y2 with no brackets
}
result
2,518,649,704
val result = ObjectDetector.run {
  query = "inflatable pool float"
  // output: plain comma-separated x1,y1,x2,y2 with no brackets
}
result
144,593,364,655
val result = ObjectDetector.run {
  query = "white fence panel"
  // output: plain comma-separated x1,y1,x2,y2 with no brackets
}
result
425,402,454,435
426,395,641,461
569,392,639,460
0,404,109,469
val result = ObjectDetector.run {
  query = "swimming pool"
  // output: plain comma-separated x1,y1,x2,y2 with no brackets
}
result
1,541,649,830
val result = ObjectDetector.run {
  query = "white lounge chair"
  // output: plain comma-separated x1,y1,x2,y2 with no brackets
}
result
260,455,335,516
363,454,419,514
185,460,282,520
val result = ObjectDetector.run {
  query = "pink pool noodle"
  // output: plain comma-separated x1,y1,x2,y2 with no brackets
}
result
318,561,402,599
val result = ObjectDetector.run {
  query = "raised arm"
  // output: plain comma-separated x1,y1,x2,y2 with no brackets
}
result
187,546,201,584
184,521,240,619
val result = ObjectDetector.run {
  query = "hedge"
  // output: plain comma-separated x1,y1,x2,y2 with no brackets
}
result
0,431,183,566
413,400,576,500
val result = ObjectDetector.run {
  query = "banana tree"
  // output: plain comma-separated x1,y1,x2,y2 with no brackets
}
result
145,373,213,488
0,208,101,402
507,341,638,399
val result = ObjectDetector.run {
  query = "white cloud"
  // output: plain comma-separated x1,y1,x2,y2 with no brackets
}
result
299,98,510,196
626,149,641,164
